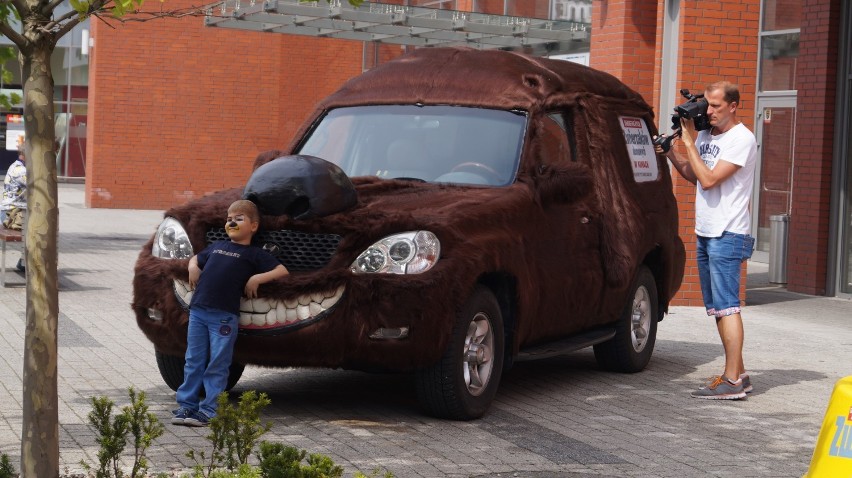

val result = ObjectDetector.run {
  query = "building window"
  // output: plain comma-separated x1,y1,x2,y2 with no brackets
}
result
759,0,801,92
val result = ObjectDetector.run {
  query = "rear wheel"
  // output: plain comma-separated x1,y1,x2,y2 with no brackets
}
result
155,350,245,392
416,286,504,420
593,265,658,373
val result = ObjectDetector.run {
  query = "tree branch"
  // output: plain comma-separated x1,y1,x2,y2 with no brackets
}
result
109,2,224,22
42,9,78,31
9,0,29,17
50,16,81,46
44,0,72,16
0,19,28,51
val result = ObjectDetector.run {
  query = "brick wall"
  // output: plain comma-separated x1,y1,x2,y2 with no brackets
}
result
787,0,842,295
86,0,362,209
590,0,659,103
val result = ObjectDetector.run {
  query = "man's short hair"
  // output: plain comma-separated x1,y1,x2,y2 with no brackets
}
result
228,199,260,223
706,81,740,105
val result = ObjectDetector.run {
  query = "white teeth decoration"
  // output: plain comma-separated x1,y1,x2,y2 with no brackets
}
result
251,298,271,314
173,279,344,329
284,308,298,324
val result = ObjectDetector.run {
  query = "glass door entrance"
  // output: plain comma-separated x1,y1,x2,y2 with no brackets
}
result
752,97,796,262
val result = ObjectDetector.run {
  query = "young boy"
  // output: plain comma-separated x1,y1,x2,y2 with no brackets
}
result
172,199,288,426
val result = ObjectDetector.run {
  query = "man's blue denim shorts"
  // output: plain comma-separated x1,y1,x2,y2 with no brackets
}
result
696,232,755,318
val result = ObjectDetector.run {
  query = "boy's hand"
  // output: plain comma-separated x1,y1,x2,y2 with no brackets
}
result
188,258,201,288
245,265,288,298
245,275,263,298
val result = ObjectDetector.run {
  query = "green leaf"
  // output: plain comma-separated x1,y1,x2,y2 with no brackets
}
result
69,0,90,14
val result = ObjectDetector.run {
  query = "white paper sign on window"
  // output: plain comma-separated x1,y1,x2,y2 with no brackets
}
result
619,116,658,183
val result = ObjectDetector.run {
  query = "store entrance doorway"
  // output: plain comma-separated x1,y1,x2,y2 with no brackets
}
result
752,96,797,263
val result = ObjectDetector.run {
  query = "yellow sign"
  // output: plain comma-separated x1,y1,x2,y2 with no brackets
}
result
806,376,852,477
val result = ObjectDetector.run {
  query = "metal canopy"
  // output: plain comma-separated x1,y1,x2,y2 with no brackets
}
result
204,0,590,49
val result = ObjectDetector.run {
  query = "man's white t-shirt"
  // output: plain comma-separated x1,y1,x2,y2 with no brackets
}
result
694,122,758,238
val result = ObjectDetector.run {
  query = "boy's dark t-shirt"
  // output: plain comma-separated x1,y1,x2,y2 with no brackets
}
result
190,240,280,314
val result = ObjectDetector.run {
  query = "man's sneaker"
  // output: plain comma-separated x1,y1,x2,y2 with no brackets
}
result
691,375,746,400
741,374,753,394
700,373,753,394
171,407,191,425
183,410,210,427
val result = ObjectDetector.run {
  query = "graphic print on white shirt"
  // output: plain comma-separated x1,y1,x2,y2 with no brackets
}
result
694,123,758,238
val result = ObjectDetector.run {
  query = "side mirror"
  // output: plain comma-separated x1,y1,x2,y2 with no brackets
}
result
534,162,594,205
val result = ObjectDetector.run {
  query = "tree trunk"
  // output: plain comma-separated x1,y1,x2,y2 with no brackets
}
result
19,39,60,478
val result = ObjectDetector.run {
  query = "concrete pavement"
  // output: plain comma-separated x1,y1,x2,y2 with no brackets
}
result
1,182,851,477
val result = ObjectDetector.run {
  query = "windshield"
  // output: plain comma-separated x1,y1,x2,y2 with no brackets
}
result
296,105,526,186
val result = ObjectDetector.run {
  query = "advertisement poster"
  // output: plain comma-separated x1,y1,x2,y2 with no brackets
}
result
619,116,658,183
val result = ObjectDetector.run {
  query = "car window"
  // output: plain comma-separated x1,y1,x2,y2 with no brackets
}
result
543,112,577,163
296,105,527,186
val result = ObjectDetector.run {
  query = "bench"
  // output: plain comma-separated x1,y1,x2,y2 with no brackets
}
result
1,227,23,287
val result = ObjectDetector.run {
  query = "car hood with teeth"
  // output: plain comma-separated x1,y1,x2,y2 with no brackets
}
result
132,47,685,420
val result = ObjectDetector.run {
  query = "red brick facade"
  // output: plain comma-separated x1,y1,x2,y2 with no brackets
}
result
87,4,363,209
787,0,842,295
87,0,843,302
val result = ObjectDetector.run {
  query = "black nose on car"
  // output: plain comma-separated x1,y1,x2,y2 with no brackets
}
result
243,155,357,220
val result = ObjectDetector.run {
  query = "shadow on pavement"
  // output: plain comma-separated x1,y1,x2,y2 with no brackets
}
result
746,260,812,306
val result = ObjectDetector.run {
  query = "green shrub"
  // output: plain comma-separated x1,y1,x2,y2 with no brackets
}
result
0,453,16,478
187,391,272,478
256,442,342,478
82,387,164,478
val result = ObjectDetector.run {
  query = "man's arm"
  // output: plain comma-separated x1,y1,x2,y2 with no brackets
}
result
659,142,698,184
245,264,289,299
678,119,740,189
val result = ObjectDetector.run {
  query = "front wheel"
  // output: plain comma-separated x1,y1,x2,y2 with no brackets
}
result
416,286,505,420
155,350,245,392
593,265,659,373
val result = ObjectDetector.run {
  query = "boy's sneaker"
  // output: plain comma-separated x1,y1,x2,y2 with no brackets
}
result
171,407,190,425
691,375,746,400
183,410,210,427
699,373,753,394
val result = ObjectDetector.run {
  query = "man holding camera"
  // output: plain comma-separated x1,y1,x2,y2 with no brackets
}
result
655,81,758,400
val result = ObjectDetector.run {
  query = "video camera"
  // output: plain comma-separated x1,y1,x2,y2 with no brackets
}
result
653,89,711,153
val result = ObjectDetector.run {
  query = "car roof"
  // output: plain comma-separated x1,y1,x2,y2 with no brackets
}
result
316,47,649,112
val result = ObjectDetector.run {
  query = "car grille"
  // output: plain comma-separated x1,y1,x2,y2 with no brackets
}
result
206,228,342,272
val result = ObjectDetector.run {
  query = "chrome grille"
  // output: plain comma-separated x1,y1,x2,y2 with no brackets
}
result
206,228,341,272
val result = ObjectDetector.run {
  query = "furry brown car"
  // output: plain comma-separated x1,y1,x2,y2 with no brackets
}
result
133,47,685,420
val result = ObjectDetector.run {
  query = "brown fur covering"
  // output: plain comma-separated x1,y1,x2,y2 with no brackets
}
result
132,48,684,371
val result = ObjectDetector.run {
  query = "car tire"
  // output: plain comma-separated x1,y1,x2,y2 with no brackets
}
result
155,350,245,392
415,285,504,420
593,265,658,373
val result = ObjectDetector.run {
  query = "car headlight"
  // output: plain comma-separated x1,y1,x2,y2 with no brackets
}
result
351,231,440,274
151,217,194,259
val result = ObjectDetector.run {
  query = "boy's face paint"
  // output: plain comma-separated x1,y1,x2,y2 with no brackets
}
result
225,211,257,242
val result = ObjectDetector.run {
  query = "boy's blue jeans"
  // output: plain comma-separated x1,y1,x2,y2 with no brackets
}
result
176,306,239,418
696,232,755,318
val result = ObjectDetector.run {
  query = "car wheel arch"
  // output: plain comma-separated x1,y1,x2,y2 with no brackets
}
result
478,272,518,370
